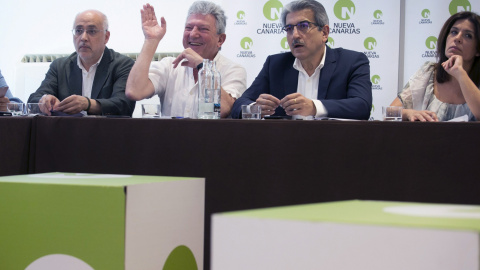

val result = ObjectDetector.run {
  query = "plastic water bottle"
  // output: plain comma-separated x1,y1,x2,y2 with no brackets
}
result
198,59,214,119
211,61,221,119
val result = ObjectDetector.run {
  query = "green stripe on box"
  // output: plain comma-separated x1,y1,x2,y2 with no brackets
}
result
222,200,480,231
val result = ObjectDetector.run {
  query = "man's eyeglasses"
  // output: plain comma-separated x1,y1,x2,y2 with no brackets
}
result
282,21,319,34
72,28,106,37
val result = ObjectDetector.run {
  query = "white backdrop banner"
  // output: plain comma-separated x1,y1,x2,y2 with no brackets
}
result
403,0,480,88
222,0,401,120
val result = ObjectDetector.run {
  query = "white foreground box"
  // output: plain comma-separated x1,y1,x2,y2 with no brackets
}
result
0,172,204,270
212,200,480,270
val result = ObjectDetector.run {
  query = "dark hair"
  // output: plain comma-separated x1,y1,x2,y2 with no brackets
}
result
436,11,480,85
281,0,329,30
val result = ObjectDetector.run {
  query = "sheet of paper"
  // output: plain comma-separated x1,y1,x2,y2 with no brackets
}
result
447,115,468,122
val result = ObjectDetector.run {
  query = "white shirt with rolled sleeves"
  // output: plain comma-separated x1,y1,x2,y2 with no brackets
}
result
148,53,247,118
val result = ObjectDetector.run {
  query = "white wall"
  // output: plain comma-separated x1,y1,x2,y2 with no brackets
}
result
0,0,221,101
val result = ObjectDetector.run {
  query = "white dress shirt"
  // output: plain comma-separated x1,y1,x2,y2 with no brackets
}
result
292,45,328,117
148,53,247,118
77,54,103,99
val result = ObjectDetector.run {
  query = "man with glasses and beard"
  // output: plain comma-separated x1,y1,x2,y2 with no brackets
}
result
232,0,372,120
28,10,135,116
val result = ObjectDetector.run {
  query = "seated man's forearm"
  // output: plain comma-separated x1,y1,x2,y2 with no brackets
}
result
220,88,236,118
126,40,159,100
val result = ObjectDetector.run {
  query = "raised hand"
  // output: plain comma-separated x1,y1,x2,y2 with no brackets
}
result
140,4,166,41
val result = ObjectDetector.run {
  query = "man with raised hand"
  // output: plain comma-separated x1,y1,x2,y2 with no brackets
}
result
126,1,246,118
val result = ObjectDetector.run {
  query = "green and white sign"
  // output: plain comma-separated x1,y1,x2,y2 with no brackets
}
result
449,0,472,15
263,0,283,21
0,173,204,270
212,200,480,269
334,0,356,20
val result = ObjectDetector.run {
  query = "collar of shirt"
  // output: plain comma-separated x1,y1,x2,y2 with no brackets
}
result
292,45,326,100
292,45,326,77
77,53,104,98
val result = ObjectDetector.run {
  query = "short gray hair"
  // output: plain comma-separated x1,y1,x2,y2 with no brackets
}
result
74,10,109,31
187,1,227,35
281,0,329,30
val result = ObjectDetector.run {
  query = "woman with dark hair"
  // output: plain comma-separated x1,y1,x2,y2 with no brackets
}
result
391,11,480,121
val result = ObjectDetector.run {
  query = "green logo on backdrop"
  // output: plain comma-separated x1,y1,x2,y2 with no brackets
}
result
373,10,383,19
371,75,381,84
421,9,430,18
280,37,289,50
263,0,283,21
163,245,198,270
364,37,377,50
241,37,253,50
334,0,356,20
449,0,471,15
425,36,438,49
237,11,246,20
327,37,335,48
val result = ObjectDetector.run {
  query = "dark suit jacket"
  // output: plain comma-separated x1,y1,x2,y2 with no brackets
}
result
28,47,135,116
232,46,372,120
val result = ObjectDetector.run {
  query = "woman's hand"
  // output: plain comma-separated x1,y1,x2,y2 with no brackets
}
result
442,55,466,79
403,109,439,122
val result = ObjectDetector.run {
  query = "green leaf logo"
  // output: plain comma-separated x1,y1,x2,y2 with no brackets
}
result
421,9,430,18
280,37,289,50
373,10,383,19
425,36,437,50
334,0,356,21
263,0,283,21
327,37,335,48
371,75,381,84
237,11,246,20
241,37,253,50
364,37,377,50
449,0,471,15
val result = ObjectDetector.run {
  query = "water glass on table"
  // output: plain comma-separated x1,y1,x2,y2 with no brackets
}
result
382,106,402,121
142,104,161,118
241,104,262,120
7,103,25,116
27,103,46,116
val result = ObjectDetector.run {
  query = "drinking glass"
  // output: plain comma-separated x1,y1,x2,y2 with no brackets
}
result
7,103,25,116
382,106,402,121
242,105,262,120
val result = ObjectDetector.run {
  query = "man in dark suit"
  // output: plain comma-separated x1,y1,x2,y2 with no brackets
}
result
231,0,372,120
28,10,135,116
